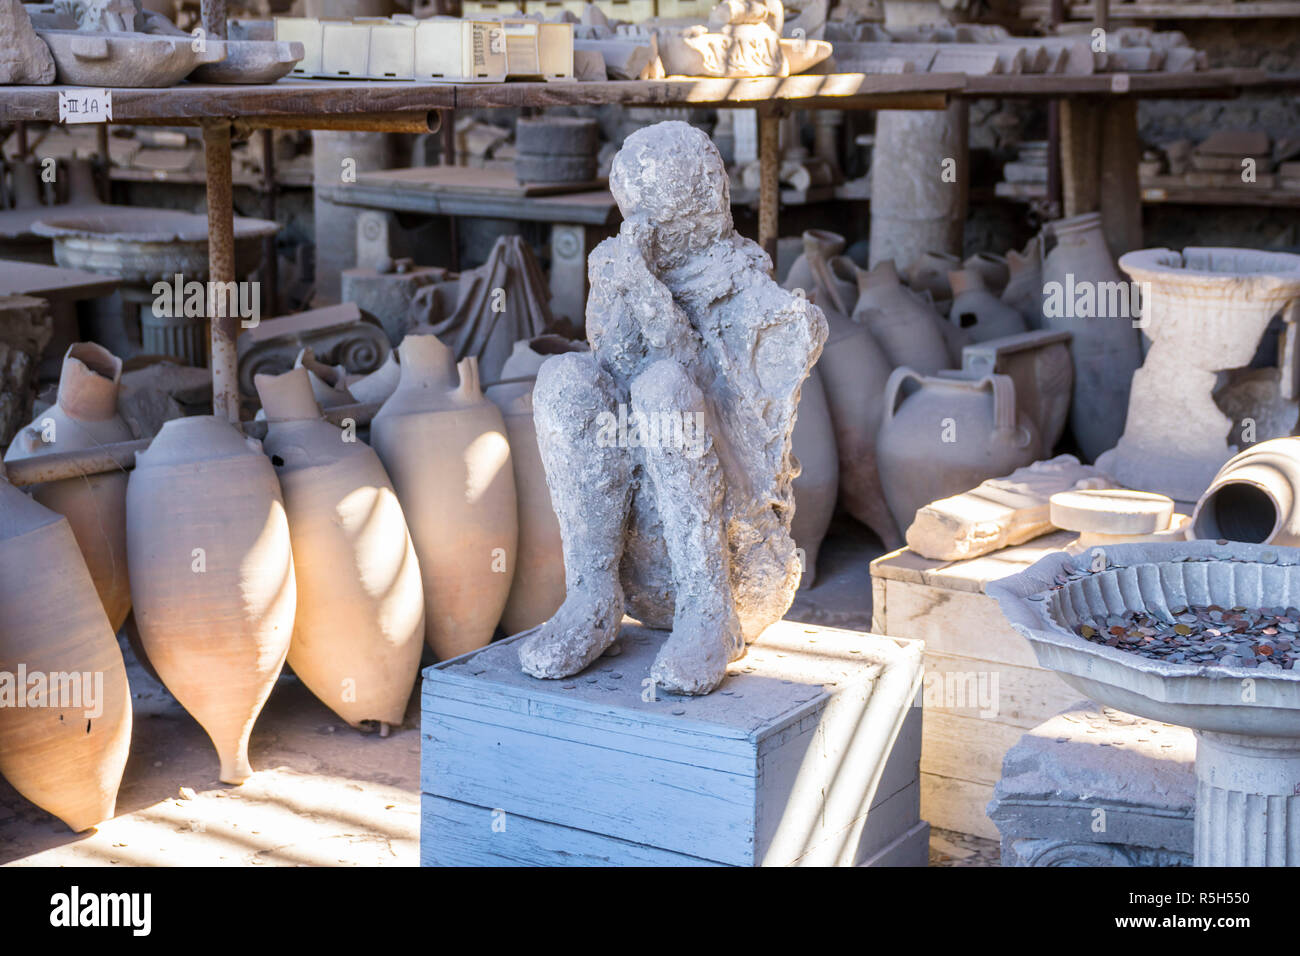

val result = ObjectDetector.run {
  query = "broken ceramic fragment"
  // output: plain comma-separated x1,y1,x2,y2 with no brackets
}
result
905,454,1115,562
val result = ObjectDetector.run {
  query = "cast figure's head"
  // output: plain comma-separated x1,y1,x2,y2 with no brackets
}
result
610,121,733,259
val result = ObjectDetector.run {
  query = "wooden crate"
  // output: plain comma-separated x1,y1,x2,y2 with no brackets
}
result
421,620,927,866
870,531,1082,840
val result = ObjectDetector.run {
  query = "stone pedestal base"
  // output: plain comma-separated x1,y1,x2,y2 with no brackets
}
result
988,701,1196,866
1194,730,1300,867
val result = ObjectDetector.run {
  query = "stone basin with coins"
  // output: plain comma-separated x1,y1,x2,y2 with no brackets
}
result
989,540,1300,866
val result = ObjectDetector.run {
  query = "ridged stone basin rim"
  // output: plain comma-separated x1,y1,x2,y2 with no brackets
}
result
990,539,1300,866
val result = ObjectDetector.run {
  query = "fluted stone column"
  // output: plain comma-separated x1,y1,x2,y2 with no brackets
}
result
1194,731,1300,867
868,0,969,273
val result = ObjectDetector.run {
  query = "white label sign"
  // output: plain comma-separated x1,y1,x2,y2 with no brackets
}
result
1110,73,1130,94
58,89,112,124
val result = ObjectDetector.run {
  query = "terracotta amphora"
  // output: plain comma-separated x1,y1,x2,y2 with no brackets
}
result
963,251,1010,296
346,351,401,406
948,268,1028,344
852,259,951,375
486,379,566,633
371,334,517,659
816,301,901,549
907,250,963,307
877,368,1041,533
0,470,131,832
126,415,296,784
1040,212,1142,461
4,342,133,631
1001,235,1043,327
784,230,860,315
257,367,425,729
790,365,838,587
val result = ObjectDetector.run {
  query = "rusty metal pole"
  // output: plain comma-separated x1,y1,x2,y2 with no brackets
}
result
757,108,780,267
441,108,460,272
97,124,110,201
260,127,279,317
201,0,227,39
203,120,239,422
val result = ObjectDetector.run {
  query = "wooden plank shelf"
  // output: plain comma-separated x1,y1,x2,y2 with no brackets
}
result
3,69,1295,127
996,176,1300,206
0,74,963,126
108,166,314,189
1019,0,1300,19
963,66,1272,97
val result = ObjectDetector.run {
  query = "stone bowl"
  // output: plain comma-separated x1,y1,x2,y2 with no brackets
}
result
189,39,305,85
1117,247,1300,369
35,30,227,88
32,209,278,283
988,540,1300,738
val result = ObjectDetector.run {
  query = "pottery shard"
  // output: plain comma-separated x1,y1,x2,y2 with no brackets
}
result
0,0,56,85
905,454,1118,562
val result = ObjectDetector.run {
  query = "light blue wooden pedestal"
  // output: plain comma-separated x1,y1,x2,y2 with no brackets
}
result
421,620,928,866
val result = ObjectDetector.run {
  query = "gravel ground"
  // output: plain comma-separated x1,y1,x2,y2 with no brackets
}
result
930,827,1002,867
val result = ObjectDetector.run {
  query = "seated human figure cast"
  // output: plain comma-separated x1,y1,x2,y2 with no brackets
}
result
518,120,827,695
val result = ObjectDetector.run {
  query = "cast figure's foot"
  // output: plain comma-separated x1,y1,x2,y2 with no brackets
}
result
650,606,742,696
519,587,625,680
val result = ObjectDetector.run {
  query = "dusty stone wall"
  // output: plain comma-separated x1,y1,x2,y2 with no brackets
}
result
1139,20,1300,142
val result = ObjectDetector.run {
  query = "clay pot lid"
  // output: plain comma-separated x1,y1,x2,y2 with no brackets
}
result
31,208,279,243
1050,488,1175,535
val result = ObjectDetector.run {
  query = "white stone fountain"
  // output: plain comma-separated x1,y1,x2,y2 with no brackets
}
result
1100,247,1300,503
990,540,1300,866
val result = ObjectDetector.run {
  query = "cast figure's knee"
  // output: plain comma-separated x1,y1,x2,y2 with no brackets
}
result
534,352,621,435
630,359,702,415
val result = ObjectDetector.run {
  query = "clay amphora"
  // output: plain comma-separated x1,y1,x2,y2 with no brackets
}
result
0,472,132,832
296,347,356,409
1001,235,1044,327
852,259,950,375
1040,212,1142,461
126,415,296,784
4,342,133,631
963,251,1010,296
497,334,588,382
257,368,425,729
346,351,401,406
790,366,838,587
907,250,962,306
486,379,566,632
877,368,1041,533
784,230,859,314
1192,437,1300,545
948,268,1028,344
815,303,901,549
371,334,517,659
